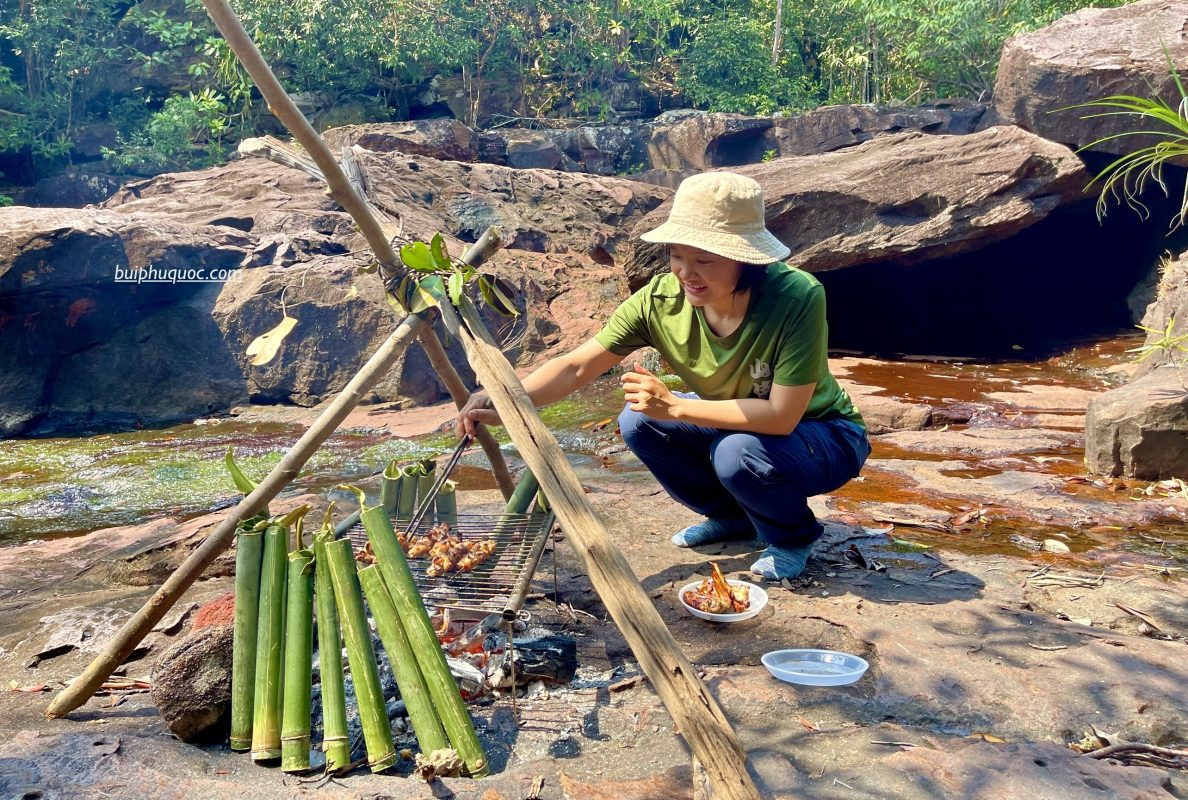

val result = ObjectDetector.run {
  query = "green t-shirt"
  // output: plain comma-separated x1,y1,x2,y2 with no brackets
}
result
594,262,864,429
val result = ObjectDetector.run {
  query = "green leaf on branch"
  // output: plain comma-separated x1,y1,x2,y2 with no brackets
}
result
409,274,445,314
430,233,451,270
448,270,465,306
478,274,519,316
400,241,438,273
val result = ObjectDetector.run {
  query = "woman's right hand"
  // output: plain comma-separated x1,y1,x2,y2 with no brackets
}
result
456,391,501,439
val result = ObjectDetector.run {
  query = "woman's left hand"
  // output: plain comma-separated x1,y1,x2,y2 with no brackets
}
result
621,363,679,419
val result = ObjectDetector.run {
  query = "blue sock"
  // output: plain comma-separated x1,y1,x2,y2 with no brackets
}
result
750,543,814,580
671,516,753,548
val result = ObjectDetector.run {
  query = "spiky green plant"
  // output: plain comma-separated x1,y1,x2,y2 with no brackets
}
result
1063,57,1188,229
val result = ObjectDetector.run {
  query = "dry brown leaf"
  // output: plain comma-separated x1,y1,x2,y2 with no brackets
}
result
245,314,298,366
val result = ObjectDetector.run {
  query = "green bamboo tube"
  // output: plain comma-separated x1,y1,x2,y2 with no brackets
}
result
313,519,351,772
280,547,314,772
230,528,264,751
380,459,403,515
493,470,540,541
416,462,436,515
343,486,489,776
434,479,458,527
505,469,539,514
323,538,397,772
358,565,449,754
533,487,550,514
396,463,421,519
251,524,288,761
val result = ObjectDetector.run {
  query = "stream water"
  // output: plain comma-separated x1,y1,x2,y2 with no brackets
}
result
1,335,1185,573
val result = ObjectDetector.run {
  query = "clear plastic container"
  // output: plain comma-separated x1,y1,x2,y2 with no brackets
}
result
761,649,869,686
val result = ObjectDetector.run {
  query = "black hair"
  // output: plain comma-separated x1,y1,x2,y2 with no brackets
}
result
733,262,770,295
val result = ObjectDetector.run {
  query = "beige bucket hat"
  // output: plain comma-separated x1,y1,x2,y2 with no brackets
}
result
640,171,791,264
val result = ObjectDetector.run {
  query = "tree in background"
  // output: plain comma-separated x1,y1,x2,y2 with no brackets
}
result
0,0,1133,182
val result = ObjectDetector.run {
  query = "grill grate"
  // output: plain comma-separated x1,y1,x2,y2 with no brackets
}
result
347,511,555,619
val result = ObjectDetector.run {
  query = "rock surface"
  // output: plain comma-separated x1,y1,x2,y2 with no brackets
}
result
1085,367,1188,479
621,126,1088,289
1136,248,1188,378
994,0,1188,156
324,103,989,181
149,624,233,742
0,208,251,436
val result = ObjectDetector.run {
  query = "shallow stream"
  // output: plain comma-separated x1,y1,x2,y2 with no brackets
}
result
1,335,1185,574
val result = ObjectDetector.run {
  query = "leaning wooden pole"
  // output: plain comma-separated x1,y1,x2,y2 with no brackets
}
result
45,319,425,719
438,301,760,800
417,327,515,500
199,0,401,277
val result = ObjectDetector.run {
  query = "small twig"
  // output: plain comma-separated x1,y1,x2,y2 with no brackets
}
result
870,740,918,747
1085,742,1188,763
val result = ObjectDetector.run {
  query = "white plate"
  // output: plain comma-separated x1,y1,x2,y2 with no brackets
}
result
761,649,869,686
677,578,767,623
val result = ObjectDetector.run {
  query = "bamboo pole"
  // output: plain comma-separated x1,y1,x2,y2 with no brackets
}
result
323,538,398,772
416,328,515,500
251,524,288,761
313,530,352,772
280,547,315,772
229,527,264,751
352,490,489,777
45,320,425,719
357,564,449,755
437,299,760,800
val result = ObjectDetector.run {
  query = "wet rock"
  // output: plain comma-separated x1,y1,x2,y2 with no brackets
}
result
621,126,1087,289
883,741,1175,799
1085,368,1188,479
841,379,933,434
994,0,1188,157
150,624,233,742
876,427,1076,457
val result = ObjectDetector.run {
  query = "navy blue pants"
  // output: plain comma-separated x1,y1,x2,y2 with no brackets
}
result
618,403,871,548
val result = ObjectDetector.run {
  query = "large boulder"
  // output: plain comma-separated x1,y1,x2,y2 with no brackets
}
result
646,103,991,172
150,624,233,743
621,125,1087,288
9,144,663,433
0,208,251,437
1085,368,1188,479
994,0,1188,156
322,119,481,162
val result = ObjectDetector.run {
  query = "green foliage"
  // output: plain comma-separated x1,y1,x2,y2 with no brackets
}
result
1065,60,1188,229
0,193,12,206
679,17,785,114
0,0,1141,179
102,90,229,175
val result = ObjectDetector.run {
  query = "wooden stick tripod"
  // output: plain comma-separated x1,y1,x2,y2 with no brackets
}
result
45,3,763,797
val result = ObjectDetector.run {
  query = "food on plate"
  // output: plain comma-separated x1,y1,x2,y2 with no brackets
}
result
682,563,750,614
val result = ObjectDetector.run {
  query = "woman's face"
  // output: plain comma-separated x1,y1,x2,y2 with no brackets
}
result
667,244,744,308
